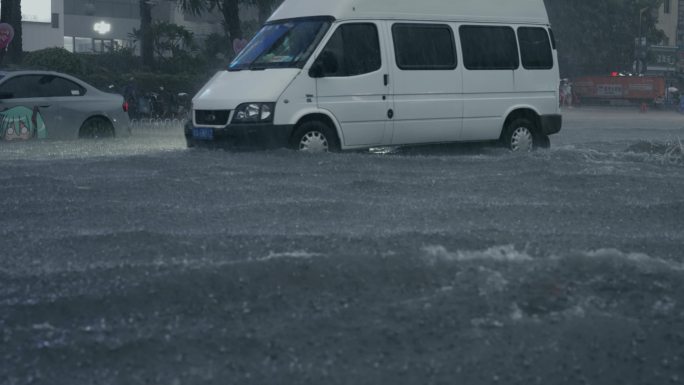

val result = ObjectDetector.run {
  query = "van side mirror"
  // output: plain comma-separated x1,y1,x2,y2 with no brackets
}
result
309,51,339,78
309,62,324,78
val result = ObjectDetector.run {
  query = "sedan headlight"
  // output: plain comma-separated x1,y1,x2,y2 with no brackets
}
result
232,102,275,123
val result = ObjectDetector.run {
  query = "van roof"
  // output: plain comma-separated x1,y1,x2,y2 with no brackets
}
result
269,0,550,25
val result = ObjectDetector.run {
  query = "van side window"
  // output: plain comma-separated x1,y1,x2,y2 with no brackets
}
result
518,27,553,70
459,25,519,70
392,24,457,70
318,23,381,77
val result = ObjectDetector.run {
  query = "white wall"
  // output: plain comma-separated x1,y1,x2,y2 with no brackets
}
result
16,0,64,51
656,0,678,46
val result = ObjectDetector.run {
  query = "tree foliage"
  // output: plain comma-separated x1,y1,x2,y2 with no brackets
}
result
132,21,196,60
545,0,665,77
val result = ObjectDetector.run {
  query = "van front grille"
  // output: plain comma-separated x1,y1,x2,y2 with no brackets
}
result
195,110,230,126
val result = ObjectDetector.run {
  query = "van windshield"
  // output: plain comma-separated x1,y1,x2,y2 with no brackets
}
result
229,18,332,71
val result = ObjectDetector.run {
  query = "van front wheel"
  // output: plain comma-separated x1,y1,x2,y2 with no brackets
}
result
290,121,340,153
502,118,537,152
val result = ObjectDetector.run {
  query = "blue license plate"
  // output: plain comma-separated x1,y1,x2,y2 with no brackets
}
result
193,127,214,140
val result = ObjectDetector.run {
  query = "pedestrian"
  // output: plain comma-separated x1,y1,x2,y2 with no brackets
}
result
123,78,138,118
563,81,573,108
559,80,566,107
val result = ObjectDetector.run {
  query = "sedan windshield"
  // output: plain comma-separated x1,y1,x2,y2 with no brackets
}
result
229,18,332,71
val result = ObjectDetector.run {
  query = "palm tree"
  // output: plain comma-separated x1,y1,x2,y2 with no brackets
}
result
253,0,280,24
169,0,280,59
139,0,205,69
0,0,23,65
211,0,242,43
176,0,242,47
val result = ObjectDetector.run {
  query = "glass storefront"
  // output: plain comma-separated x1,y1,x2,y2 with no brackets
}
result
63,37,74,53
74,37,92,53
65,36,133,53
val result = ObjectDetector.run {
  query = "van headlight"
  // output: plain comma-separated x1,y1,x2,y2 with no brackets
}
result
232,103,275,123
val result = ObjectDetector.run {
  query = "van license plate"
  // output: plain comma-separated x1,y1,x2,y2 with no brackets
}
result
193,127,214,140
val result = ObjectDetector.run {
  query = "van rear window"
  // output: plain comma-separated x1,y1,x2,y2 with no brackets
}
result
392,24,457,70
518,27,554,70
459,25,519,71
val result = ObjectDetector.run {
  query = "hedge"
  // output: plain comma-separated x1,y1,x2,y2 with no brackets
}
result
19,47,222,97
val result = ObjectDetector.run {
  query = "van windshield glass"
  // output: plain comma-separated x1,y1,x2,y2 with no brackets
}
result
229,19,332,71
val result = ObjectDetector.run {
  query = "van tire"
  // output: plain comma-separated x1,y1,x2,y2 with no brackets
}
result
537,134,551,149
290,120,340,153
502,118,538,152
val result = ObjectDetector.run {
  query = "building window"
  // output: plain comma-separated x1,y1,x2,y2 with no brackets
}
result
64,37,74,52
75,37,93,53
66,36,132,54
93,39,103,53
665,0,671,14
51,13,59,28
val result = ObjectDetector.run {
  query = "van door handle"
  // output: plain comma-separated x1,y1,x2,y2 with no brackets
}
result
387,109,394,119
384,74,389,86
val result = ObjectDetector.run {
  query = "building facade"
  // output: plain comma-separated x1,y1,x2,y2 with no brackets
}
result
0,0,65,51
63,0,140,53
8,0,254,55
62,0,260,55
651,0,679,75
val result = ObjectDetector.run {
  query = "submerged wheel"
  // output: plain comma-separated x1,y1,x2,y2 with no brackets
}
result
537,134,551,149
502,118,538,152
79,117,115,139
290,120,340,153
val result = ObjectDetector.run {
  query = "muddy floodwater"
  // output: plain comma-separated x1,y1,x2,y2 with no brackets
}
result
1,107,683,384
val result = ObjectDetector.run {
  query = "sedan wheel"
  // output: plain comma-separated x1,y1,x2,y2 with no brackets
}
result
79,117,114,139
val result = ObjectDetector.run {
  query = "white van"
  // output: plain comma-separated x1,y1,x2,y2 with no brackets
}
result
187,0,562,152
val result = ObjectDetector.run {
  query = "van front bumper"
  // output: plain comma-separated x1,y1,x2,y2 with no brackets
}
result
185,121,294,149
540,114,562,135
